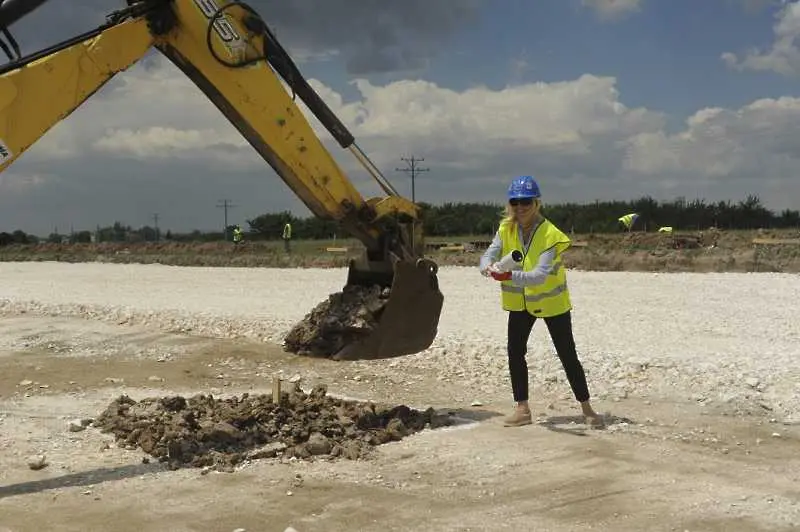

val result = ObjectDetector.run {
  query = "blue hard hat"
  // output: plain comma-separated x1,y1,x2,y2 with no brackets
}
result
507,175,540,200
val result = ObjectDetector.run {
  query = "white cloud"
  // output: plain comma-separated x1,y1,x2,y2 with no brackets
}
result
294,70,800,207
30,53,244,162
722,0,800,76
4,51,800,234
92,127,247,160
622,96,800,196
581,0,643,21
298,74,665,174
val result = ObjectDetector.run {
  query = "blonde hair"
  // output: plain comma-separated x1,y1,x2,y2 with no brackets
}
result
500,198,542,226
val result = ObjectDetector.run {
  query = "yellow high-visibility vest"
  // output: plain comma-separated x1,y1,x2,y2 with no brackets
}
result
618,213,637,229
498,218,572,318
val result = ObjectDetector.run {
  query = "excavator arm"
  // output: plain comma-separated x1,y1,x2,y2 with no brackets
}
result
0,0,444,361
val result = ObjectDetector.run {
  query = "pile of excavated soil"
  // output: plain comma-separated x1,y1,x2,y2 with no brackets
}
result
283,284,389,358
94,383,453,471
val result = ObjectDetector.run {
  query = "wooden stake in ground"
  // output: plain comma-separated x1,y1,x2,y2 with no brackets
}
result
272,376,281,404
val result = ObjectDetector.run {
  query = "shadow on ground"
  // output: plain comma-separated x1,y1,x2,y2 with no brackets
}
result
538,412,636,436
441,407,503,425
0,462,165,499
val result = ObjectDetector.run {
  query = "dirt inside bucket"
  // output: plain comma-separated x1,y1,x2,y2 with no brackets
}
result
94,383,454,471
283,284,389,358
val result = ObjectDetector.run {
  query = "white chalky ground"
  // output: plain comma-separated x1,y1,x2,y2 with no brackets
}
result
0,262,799,532
1,262,798,420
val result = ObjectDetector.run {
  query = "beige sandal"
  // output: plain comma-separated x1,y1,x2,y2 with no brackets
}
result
503,409,532,427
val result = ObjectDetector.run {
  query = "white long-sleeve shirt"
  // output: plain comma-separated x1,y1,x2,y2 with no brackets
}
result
479,223,556,287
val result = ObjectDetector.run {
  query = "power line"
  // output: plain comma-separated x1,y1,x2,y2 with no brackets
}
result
216,199,237,234
152,213,160,242
395,156,429,203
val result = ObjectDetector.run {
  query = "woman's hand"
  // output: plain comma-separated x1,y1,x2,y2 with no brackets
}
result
480,262,499,277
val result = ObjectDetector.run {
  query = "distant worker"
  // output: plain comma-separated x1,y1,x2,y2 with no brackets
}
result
232,225,243,245
282,221,292,252
618,213,638,231
479,175,603,428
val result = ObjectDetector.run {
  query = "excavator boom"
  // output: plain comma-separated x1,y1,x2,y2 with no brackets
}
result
0,0,443,361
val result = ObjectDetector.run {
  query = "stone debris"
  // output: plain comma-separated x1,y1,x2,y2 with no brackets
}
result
67,418,92,432
93,382,454,471
283,284,390,358
27,454,47,470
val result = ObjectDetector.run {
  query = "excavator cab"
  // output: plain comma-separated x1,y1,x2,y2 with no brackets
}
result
0,0,445,362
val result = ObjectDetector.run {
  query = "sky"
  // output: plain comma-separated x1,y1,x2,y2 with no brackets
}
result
1,0,800,235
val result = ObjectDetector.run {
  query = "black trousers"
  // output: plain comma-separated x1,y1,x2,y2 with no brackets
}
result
507,310,591,403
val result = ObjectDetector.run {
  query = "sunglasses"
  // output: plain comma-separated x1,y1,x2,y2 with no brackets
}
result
509,198,534,206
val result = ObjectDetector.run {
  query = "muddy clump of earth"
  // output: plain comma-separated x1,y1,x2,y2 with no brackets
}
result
94,382,453,471
283,284,389,358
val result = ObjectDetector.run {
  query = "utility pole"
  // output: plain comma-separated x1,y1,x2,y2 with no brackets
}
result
216,199,237,238
152,213,160,242
395,156,429,203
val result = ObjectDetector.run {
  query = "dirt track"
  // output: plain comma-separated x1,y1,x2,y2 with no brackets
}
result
1,315,799,532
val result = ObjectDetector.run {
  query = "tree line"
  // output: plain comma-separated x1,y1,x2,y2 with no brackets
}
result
1,195,798,246
243,194,799,239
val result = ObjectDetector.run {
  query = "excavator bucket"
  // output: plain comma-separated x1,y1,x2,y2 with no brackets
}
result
331,257,444,361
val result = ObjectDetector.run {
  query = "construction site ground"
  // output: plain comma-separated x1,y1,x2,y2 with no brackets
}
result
1,315,798,532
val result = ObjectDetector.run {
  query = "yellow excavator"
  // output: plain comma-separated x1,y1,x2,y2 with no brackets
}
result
0,0,444,361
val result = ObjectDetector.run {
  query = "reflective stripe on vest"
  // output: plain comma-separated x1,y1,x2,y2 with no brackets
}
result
498,218,572,317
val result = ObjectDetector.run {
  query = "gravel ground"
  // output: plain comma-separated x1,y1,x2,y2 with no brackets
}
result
1,262,798,421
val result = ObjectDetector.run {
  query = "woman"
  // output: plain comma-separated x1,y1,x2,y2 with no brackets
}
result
480,175,603,428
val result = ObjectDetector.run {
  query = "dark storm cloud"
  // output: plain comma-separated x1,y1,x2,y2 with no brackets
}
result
249,0,484,74
5,0,484,74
